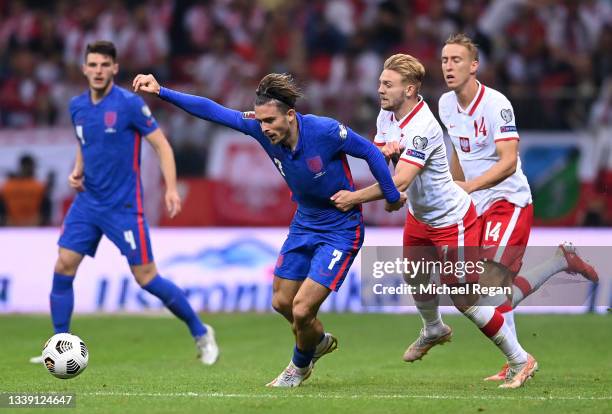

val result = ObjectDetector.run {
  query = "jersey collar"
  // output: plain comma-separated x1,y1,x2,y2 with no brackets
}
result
88,84,116,106
456,81,485,116
391,95,424,129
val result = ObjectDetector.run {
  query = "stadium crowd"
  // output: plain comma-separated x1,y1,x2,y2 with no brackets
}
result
0,0,611,226
1,0,610,128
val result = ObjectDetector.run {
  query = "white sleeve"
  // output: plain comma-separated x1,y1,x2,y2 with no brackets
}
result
489,96,520,142
373,109,387,147
398,121,442,168
437,95,450,129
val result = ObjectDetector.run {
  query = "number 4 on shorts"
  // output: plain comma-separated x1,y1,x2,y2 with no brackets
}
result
124,230,137,250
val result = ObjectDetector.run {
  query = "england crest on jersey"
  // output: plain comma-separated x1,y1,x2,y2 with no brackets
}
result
104,111,117,133
306,155,323,173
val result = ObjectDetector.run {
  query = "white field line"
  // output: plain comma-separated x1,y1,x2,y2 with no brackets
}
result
82,392,612,401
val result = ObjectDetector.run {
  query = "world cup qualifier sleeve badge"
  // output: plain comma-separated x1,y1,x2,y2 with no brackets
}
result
412,136,428,150
500,108,513,124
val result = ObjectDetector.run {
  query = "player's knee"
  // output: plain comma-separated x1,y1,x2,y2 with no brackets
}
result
131,263,157,287
271,295,292,318
291,303,314,328
479,262,510,287
54,253,80,275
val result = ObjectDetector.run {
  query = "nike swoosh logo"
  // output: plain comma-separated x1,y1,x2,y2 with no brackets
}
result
481,245,497,250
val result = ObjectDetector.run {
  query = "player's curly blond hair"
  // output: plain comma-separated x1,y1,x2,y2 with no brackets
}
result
255,73,303,110
445,33,479,62
383,54,426,91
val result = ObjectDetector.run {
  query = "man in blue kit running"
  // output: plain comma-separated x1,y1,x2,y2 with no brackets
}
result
30,41,219,366
133,71,406,387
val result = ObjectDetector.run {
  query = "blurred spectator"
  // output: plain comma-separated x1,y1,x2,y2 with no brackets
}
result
368,1,404,55
0,154,50,226
0,0,609,136
62,4,103,68
416,0,457,44
116,4,170,80
190,27,244,101
183,1,214,53
0,48,54,127
592,23,612,89
0,0,38,52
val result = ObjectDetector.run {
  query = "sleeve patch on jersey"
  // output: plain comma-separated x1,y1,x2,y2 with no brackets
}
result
141,105,152,118
500,125,517,133
406,149,425,160
242,111,256,119
412,135,428,150
339,124,348,139
500,108,513,124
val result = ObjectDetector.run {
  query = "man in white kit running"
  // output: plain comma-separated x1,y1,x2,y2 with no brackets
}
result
437,33,598,387
331,54,539,388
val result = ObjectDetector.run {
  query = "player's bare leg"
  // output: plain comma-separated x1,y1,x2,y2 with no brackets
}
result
30,248,83,364
271,276,337,364
132,262,219,365
267,278,330,387
271,277,302,338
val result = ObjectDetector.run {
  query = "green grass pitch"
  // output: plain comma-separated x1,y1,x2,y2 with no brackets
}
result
1,313,610,413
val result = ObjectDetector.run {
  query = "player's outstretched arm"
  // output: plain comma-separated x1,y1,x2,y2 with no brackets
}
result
340,128,400,204
145,129,182,218
331,158,417,211
331,187,407,212
133,74,255,135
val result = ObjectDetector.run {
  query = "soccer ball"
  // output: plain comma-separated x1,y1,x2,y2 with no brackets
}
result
41,333,89,379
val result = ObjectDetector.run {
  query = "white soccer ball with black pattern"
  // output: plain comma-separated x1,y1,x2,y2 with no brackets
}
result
41,333,89,379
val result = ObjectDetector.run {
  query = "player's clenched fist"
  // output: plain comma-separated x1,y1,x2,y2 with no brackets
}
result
381,141,403,159
133,74,161,95
385,192,407,212
330,190,358,212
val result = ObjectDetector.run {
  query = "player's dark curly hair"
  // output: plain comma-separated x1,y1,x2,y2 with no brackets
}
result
255,73,303,111
85,41,117,62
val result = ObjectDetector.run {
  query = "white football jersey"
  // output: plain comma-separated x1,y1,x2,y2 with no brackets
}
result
438,82,532,215
374,97,471,227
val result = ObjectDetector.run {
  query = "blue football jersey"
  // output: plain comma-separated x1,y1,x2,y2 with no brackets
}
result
159,87,400,230
239,113,363,229
69,85,159,212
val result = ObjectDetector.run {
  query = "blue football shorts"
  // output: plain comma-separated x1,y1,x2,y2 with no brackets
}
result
274,220,364,291
58,200,153,266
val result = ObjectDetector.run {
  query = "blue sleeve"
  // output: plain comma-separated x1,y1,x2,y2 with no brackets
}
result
158,87,260,137
129,95,158,136
335,124,400,203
